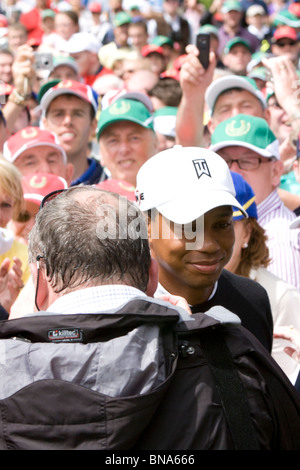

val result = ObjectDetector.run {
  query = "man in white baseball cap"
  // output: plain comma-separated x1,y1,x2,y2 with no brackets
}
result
136,145,273,351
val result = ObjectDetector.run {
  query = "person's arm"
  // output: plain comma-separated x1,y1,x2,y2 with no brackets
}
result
3,44,36,133
175,45,216,147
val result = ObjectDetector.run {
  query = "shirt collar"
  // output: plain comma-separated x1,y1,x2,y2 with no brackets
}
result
47,285,147,314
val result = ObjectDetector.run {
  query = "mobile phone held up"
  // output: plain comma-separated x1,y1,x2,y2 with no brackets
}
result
196,33,210,69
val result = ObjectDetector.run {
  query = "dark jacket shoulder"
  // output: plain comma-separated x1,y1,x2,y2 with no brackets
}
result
191,269,273,352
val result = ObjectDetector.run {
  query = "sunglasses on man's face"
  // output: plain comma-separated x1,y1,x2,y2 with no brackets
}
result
39,189,67,210
275,40,297,47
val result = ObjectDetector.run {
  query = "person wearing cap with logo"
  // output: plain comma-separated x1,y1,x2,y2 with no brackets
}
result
96,96,158,187
136,145,273,351
225,172,300,384
39,79,107,186
3,126,74,187
221,37,252,76
210,113,300,292
176,50,267,146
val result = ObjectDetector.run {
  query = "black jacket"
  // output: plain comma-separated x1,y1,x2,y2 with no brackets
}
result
0,298,298,450
191,269,273,352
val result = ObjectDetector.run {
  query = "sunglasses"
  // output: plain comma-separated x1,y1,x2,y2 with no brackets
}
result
39,188,67,210
275,40,297,47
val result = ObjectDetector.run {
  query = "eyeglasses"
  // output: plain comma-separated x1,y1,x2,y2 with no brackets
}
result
275,41,297,47
35,254,44,311
39,188,67,210
223,156,276,170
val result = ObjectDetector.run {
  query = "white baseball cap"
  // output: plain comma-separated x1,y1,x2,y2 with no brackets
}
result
61,32,100,54
135,145,247,224
205,75,267,112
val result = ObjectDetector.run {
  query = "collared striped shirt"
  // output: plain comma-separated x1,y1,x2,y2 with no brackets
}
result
47,285,147,314
257,189,300,292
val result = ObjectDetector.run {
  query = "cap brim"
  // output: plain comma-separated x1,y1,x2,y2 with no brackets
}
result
4,141,67,164
144,188,247,224
210,140,274,158
290,216,300,229
41,88,98,114
205,76,266,111
97,115,153,139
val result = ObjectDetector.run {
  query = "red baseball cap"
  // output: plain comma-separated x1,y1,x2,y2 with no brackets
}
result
96,179,136,201
40,80,98,115
88,2,101,13
22,172,68,206
272,25,298,42
3,127,67,164
289,3,300,19
141,44,164,57
160,69,180,81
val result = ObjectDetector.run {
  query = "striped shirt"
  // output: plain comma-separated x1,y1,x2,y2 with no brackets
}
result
257,189,300,292
47,285,147,314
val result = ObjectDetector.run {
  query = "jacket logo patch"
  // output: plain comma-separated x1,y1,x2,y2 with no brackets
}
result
48,328,83,342
193,159,211,179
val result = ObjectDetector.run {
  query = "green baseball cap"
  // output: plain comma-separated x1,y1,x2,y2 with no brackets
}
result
97,98,154,140
221,0,242,13
209,114,280,159
151,35,174,47
247,66,268,81
273,9,300,28
113,11,132,27
197,24,219,38
223,37,251,54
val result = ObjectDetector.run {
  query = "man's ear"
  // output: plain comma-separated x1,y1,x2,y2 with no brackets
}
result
89,117,97,139
30,262,50,312
272,159,284,187
206,116,216,135
146,257,158,297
